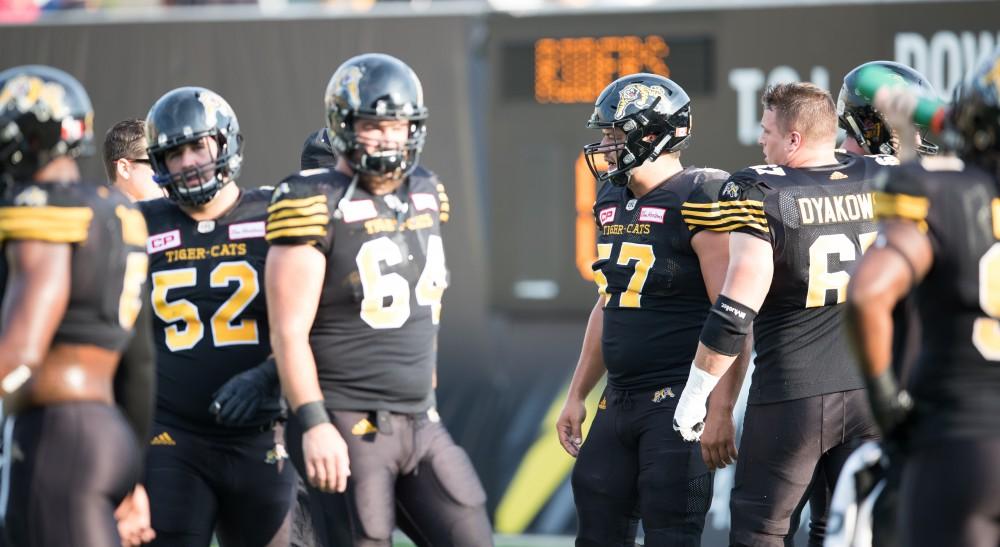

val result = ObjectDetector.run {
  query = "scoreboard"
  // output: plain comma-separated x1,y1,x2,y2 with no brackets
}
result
487,14,715,313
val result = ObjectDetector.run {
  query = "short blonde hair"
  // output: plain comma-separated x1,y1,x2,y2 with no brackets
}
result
761,83,838,142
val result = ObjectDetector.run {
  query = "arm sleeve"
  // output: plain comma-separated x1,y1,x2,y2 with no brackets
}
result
681,171,771,243
114,288,156,463
0,184,93,243
265,178,335,254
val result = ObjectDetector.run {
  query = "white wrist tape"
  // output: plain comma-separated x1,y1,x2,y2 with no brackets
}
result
673,364,722,442
1,365,31,394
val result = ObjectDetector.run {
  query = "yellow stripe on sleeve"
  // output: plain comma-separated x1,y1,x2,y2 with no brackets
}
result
0,206,93,243
267,202,329,222
873,192,929,222
266,195,328,214
264,225,328,241
266,214,330,232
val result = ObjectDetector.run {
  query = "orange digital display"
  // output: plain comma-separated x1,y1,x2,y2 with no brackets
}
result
575,152,602,281
535,35,670,104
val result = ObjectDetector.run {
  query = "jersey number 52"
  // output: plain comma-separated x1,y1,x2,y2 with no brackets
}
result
151,261,260,351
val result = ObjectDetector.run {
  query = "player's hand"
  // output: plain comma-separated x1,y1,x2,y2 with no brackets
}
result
556,397,587,457
673,388,708,442
700,406,738,470
303,422,351,493
209,363,277,426
114,484,155,546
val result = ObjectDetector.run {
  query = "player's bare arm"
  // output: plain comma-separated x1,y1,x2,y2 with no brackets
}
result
557,295,607,457
846,220,932,433
674,232,773,441
0,241,71,400
693,228,750,469
266,243,350,493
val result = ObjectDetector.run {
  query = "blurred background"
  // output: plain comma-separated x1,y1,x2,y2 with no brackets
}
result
2,0,997,543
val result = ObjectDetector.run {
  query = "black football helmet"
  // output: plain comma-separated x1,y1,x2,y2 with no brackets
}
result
583,73,691,187
145,87,242,206
838,61,939,156
0,65,94,184
949,47,1000,177
325,53,427,179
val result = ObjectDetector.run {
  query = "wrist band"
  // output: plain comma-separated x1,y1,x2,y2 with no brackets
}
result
296,400,330,432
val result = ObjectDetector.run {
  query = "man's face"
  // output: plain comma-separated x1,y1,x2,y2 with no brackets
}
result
758,108,791,165
164,136,219,187
354,118,409,156
599,127,627,172
114,138,161,201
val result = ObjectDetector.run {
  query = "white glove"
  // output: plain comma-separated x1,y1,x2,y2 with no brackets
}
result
673,364,721,442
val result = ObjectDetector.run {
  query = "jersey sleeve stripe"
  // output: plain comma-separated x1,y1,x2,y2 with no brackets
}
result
0,206,93,243
265,226,328,241
683,214,769,227
681,199,765,209
267,202,329,221
873,192,929,222
266,195,328,214
680,207,767,219
267,214,329,231
686,221,769,233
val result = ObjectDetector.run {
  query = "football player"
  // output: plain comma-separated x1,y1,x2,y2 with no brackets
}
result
266,53,493,546
140,87,295,547
824,61,942,547
845,48,1000,547
673,82,888,546
554,73,746,547
0,65,155,547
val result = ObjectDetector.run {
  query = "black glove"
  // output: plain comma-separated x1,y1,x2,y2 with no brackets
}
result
866,369,913,439
209,357,279,427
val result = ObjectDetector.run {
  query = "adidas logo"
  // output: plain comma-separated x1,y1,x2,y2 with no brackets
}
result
150,432,176,446
830,171,848,180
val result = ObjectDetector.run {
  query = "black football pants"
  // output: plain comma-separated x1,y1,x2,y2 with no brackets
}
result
3,402,139,547
899,437,1000,547
145,421,296,547
730,390,880,547
571,385,713,547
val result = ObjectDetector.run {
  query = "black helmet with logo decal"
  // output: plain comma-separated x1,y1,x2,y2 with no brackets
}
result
145,86,243,206
583,73,691,187
325,53,427,180
0,65,94,184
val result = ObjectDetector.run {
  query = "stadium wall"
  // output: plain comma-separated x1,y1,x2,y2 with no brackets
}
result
1,2,998,540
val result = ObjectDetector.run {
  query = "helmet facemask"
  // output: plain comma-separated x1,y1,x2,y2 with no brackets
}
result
149,132,241,207
584,97,690,187
329,113,427,180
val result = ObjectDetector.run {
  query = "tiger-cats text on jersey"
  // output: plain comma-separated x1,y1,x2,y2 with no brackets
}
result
140,188,277,435
593,166,730,390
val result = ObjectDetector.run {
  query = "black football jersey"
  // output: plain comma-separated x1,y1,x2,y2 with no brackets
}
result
875,157,1000,442
266,167,450,414
140,188,277,434
685,153,896,404
0,181,148,352
593,167,730,390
